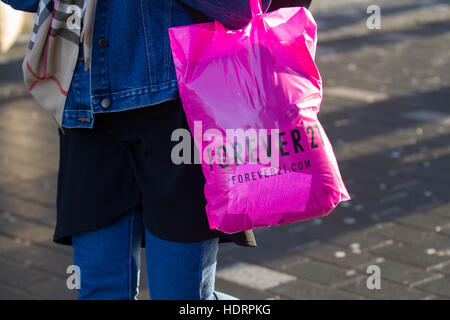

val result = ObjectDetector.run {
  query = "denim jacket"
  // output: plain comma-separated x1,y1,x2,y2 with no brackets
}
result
4,0,273,129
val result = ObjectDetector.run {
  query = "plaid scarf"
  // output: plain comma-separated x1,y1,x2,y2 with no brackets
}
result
23,0,96,129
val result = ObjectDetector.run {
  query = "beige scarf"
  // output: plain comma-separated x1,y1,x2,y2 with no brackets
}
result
22,0,96,129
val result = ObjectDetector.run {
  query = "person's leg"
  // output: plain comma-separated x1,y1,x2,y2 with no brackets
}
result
72,210,143,300
145,229,238,300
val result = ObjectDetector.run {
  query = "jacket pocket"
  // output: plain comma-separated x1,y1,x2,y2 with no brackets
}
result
64,59,91,111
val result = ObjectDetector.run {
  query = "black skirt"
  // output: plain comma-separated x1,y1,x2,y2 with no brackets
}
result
54,99,256,247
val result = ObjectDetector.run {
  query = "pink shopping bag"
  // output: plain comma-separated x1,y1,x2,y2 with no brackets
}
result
169,0,350,234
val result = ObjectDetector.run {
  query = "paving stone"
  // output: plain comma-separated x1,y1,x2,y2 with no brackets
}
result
0,155,50,181
0,240,73,276
429,261,450,276
0,123,58,156
416,276,450,299
329,230,394,252
292,242,381,269
218,245,309,272
424,203,450,218
270,278,361,300
396,211,450,233
0,178,58,208
0,283,37,300
289,219,365,243
281,259,362,287
0,173,16,186
369,224,450,250
339,277,431,300
0,192,55,224
216,262,297,291
356,259,441,287
439,229,450,238
0,145,56,173
255,224,318,249
409,164,450,186
0,214,54,243
406,187,450,210
0,257,49,290
25,275,78,300
215,278,276,300
0,233,22,253
371,243,450,269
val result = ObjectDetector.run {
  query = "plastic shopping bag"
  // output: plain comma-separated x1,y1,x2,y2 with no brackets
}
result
169,0,350,234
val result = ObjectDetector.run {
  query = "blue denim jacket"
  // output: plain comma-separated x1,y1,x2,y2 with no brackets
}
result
4,0,272,129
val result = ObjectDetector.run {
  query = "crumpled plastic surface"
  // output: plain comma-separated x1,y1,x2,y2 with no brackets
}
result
169,0,350,234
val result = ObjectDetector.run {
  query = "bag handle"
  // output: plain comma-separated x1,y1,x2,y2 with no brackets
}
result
250,0,263,17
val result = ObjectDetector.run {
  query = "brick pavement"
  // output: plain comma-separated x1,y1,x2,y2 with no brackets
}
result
0,0,449,299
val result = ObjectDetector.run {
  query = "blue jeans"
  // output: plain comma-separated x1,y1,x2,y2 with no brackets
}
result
72,210,237,300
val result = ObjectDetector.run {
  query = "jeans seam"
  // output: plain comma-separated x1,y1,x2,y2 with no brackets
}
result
166,0,173,82
140,0,154,86
198,240,206,300
128,211,135,300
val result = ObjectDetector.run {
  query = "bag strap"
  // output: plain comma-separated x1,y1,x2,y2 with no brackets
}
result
250,0,263,17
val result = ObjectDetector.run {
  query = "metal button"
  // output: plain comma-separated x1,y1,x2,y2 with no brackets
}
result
101,98,111,109
99,38,108,48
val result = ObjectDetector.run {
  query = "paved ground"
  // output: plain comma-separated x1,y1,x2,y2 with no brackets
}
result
0,0,449,300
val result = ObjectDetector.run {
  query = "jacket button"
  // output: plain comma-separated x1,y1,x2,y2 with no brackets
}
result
99,38,108,48
101,98,111,109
